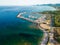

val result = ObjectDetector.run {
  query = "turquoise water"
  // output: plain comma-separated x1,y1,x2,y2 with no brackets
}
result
0,6,55,45
21,13,43,20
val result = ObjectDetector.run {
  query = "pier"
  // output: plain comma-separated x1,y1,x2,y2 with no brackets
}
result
17,12,46,24
17,12,40,24
17,13,34,22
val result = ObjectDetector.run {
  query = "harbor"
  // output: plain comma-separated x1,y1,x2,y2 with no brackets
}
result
17,12,57,45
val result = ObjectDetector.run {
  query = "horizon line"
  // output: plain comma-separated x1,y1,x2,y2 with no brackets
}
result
0,3,60,6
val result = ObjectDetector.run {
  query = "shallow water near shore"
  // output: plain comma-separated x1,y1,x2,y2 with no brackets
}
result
0,6,55,45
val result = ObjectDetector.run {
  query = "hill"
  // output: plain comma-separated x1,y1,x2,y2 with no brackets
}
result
35,4,60,6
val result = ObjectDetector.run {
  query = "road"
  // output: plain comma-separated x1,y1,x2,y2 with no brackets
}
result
38,25,49,45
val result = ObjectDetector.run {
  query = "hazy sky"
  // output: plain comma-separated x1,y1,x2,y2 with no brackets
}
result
0,0,60,6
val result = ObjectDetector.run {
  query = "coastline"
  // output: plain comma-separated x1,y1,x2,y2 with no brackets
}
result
17,12,50,45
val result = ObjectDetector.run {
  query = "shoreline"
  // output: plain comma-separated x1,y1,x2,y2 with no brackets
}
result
17,12,49,45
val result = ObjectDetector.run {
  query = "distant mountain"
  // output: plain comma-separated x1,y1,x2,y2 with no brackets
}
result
35,4,60,6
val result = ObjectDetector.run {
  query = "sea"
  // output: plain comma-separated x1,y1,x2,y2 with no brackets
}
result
0,6,55,45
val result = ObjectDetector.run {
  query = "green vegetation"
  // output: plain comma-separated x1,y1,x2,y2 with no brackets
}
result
39,6,60,43
54,15,60,27
39,10,60,27
54,28,60,43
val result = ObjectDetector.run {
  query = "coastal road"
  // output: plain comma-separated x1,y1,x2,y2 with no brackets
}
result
40,31,49,45
48,27,57,45
38,25,49,45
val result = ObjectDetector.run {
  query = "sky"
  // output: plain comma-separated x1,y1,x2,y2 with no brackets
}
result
0,0,60,6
